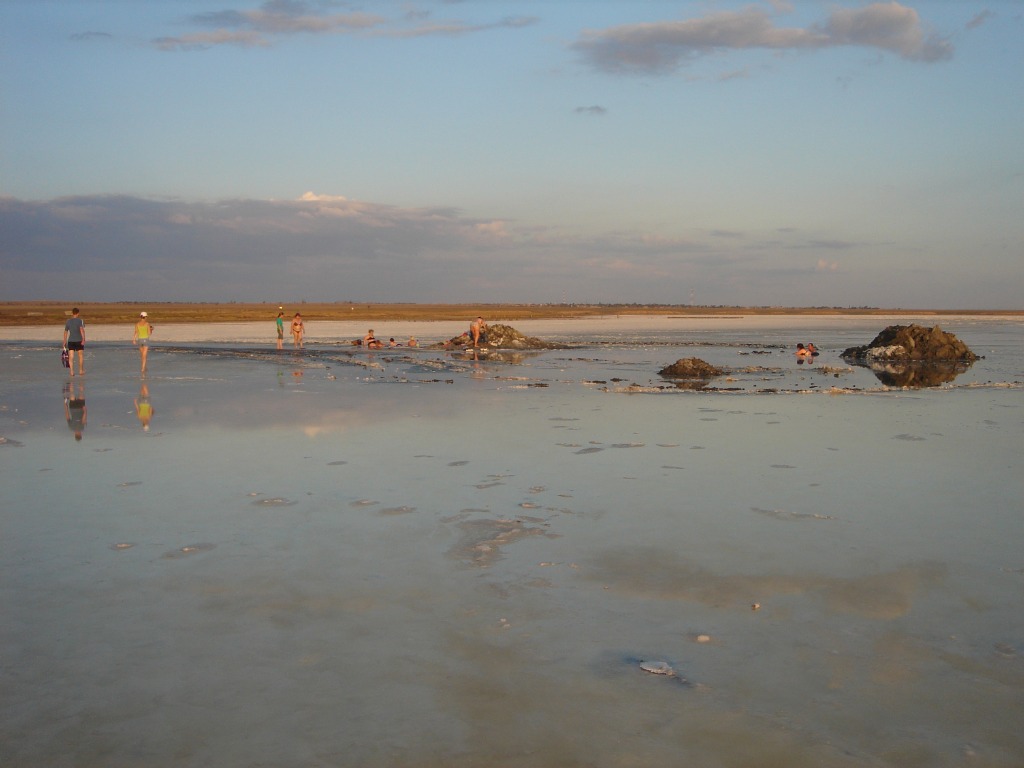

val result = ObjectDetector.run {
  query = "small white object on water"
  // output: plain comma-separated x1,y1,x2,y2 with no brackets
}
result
696,634,712,644
640,660,675,676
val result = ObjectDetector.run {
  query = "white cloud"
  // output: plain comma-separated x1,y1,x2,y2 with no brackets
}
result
573,2,952,75
153,1,535,50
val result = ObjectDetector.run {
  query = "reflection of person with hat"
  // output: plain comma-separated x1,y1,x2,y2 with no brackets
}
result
134,380,154,431
132,311,153,374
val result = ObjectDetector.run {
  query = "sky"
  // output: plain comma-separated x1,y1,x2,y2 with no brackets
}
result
1,0,1021,309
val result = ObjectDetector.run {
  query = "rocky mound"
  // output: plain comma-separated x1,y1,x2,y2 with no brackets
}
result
658,358,724,378
841,324,978,363
442,323,557,349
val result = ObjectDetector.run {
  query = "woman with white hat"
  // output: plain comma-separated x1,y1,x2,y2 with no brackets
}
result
132,311,153,374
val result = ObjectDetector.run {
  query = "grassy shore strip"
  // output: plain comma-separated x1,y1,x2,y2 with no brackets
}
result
1,302,1020,327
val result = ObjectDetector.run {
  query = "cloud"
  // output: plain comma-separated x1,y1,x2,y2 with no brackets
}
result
573,105,607,116
4,194,1009,308
572,2,952,75
154,29,273,51
70,31,113,42
966,10,994,30
153,1,535,50
0,193,744,303
371,15,538,39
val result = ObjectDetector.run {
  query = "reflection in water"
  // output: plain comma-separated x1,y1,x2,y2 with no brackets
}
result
1,323,1021,767
63,380,87,441
134,380,154,431
668,378,714,390
860,360,974,388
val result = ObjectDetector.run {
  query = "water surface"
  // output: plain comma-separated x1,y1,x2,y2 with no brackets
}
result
2,317,1022,767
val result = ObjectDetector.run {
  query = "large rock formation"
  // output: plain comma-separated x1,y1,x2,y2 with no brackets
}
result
841,324,978,388
841,324,978,363
442,323,557,349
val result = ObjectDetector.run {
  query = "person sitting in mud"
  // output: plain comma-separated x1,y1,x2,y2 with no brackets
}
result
363,329,383,349
807,343,818,356
388,338,399,347
796,343,811,357
407,337,418,347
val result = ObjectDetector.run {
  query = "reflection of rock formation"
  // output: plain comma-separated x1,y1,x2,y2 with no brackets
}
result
866,360,972,388
841,324,978,388
658,357,724,383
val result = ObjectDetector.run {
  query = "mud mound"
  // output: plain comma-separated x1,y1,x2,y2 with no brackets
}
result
442,323,557,349
658,358,724,378
841,324,978,363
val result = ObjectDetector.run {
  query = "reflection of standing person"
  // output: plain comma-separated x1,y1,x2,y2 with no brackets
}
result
470,316,487,347
63,307,86,376
291,313,304,348
276,311,285,350
64,381,87,441
133,312,153,373
134,381,154,431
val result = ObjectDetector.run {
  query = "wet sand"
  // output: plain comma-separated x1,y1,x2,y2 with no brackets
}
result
1,316,1022,767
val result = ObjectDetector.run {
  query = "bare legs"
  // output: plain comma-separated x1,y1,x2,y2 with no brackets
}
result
69,348,84,376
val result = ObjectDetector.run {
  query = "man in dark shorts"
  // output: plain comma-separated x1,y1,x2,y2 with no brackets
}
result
63,307,86,376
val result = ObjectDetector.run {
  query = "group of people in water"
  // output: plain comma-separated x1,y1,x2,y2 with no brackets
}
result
63,307,153,375
795,342,819,363
63,307,489,378
60,308,156,439
273,311,487,351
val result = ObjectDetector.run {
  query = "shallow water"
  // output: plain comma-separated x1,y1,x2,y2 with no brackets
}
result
1,317,1023,767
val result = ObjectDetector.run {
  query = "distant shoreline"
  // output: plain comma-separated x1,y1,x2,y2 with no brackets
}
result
1,302,1020,327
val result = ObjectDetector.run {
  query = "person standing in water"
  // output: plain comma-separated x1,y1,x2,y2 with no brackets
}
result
276,311,285,350
133,312,153,373
291,313,304,348
469,316,487,348
63,307,86,376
